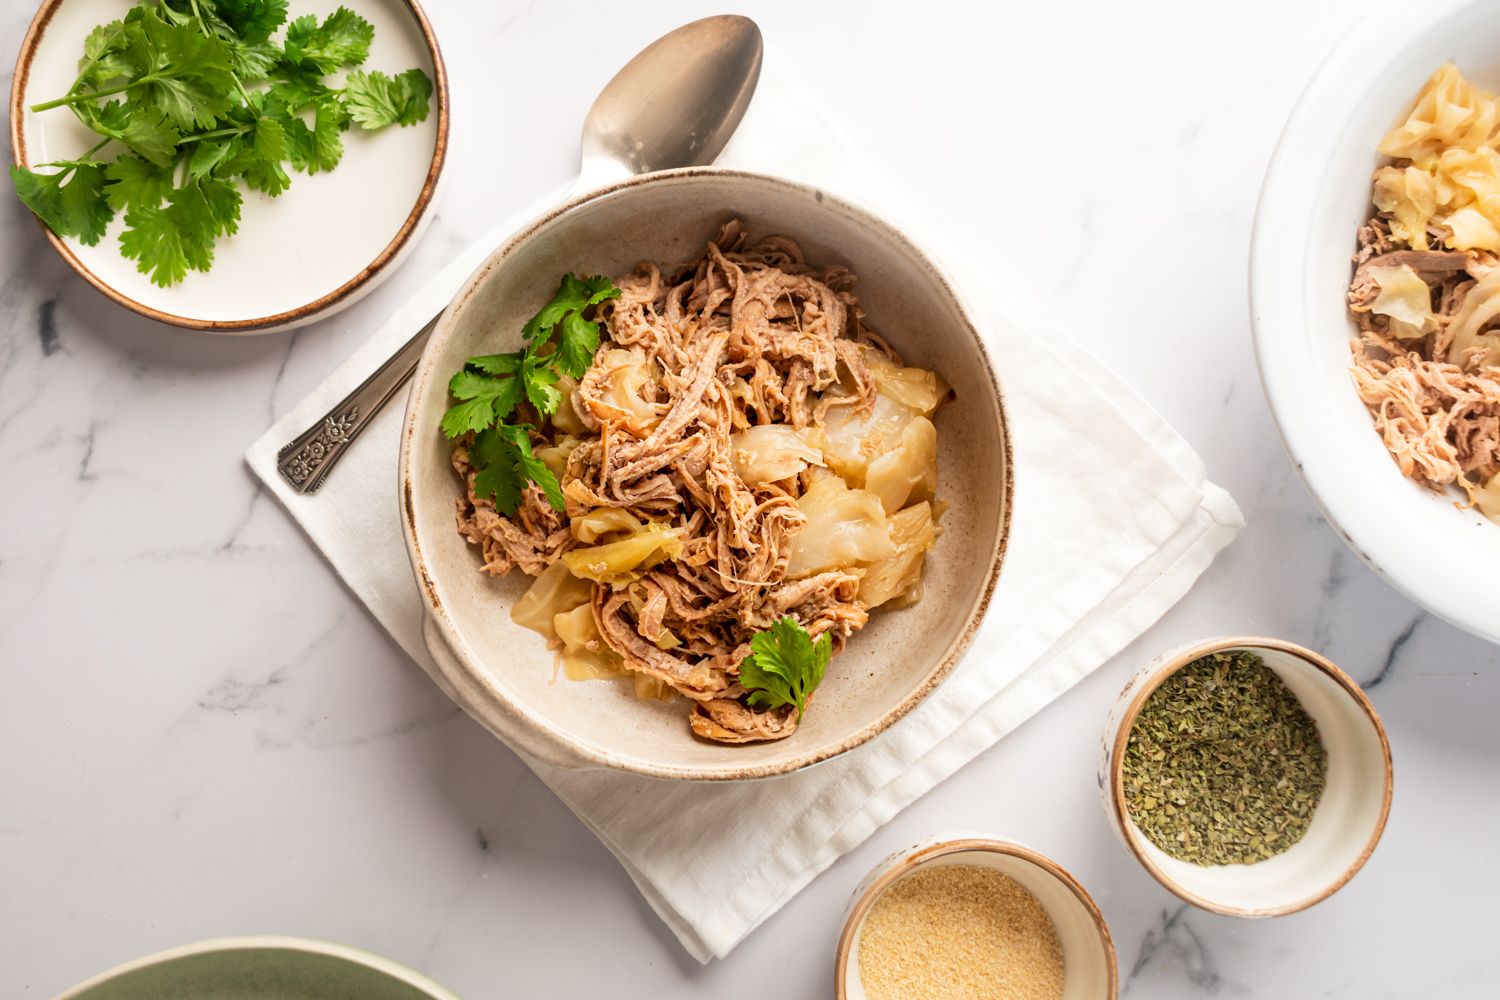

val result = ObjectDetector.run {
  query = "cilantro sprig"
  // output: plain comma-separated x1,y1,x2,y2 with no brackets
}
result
443,273,621,516
739,616,833,721
11,0,434,286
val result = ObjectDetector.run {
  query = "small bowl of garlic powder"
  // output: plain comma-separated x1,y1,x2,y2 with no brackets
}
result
835,834,1117,1000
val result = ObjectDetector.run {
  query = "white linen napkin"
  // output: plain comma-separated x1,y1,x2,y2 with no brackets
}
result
245,51,1242,962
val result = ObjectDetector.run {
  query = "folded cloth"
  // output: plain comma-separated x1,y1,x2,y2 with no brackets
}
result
245,50,1242,962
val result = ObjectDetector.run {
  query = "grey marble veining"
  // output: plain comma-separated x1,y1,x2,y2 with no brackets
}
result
3,0,1499,997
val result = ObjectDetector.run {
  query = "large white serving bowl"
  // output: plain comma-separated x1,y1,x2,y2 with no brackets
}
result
1251,0,1500,644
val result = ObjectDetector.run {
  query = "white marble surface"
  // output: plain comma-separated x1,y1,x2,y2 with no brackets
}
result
2,1,1497,996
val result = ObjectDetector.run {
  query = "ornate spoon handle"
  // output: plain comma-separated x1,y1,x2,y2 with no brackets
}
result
276,312,440,495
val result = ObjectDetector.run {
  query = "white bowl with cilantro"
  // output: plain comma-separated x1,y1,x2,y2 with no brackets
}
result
9,0,447,332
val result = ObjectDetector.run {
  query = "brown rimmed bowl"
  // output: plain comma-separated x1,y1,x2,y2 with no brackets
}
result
9,0,449,333
400,168,1012,780
835,834,1118,999
1099,636,1394,916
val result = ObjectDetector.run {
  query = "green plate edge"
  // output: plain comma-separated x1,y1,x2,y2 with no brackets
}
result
57,936,464,1000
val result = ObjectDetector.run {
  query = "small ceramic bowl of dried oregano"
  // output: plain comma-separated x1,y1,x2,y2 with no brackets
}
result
1099,636,1393,916
835,834,1118,1000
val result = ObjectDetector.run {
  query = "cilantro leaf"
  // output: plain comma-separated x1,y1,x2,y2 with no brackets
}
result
469,425,563,515
278,115,317,172
118,203,192,285
79,20,132,83
521,354,562,414
469,353,522,376
556,310,602,380
212,0,290,43
241,151,290,196
521,273,621,378
304,98,345,173
266,62,330,110
443,274,620,513
738,617,833,721
196,176,243,238
252,115,288,162
122,12,238,130
86,102,180,167
11,163,114,246
442,365,526,438
343,68,432,129
117,178,238,286
185,138,234,180
284,7,373,73
104,155,173,211
115,108,181,166
231,40,280,80
505,424,566,512
81,19,126,66
471,428,525,515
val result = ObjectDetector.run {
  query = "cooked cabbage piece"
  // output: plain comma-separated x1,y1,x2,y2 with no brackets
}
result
862,347,949,417
1476,472,1500,523
571,507,644,543
1370,64,1500,251
817,393,921,485
535,434,581,482
859,502,938,608
550,374,589,434
1446,204,1500,252
511,560,594,643
562,522,684,583
1366,265,1437,339
864,416,938,513
593,348,659,435
554,604,628,680
633,673,672,701
1444,268,1500,369
731,425,824,484
784,475,896,578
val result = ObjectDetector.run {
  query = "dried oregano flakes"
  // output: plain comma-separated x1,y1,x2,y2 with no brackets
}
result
1122,649,1329,866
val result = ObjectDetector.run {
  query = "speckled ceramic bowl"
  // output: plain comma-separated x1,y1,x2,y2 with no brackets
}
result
56,936,460,1000
1100,637,1393,916
835,834,1118,1000
400,168,1012,780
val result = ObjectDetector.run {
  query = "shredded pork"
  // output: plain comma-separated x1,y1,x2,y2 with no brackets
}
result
1347,216,1500,512
454,221,917,743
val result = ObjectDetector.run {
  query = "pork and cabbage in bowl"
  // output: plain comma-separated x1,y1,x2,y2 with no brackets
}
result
446,220,949,744
1348,63,1500,523
400,170,1009,779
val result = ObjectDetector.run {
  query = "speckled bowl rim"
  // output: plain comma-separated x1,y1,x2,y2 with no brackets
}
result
833,837,1119,1000
400,166,1014,781
7,0,450,334
54,935,462,1000
1106,636,1394,917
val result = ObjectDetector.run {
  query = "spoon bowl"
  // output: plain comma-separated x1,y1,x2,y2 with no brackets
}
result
578,15,763,187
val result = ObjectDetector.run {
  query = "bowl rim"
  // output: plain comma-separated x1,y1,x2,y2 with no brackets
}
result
7,0,451,334
54,935,461,1000
833,836,1119,1000
1249,0,1500,644
399,164,1014,781
1106,635,1394,917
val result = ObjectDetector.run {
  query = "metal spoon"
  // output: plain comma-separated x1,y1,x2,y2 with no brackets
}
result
276,15,764,494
